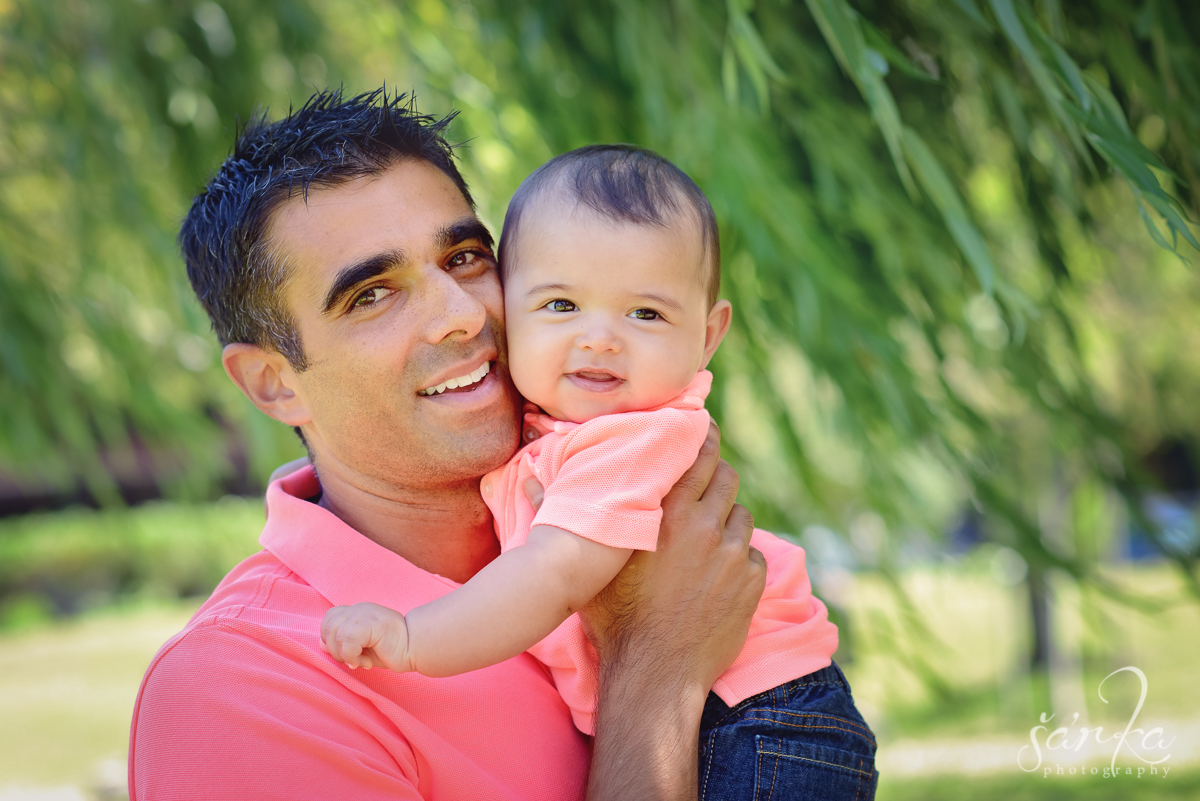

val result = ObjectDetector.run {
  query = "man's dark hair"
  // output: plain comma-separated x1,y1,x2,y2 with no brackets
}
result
498,144,721,307
180,88,472,371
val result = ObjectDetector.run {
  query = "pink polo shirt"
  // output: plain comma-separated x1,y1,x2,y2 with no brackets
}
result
482,371,840,734
128,467,588,800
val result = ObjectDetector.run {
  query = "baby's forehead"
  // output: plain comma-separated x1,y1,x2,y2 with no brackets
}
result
519,187,706,252
535,207,703,275
537,191,700,239
500,171,719,307
511,210,708,316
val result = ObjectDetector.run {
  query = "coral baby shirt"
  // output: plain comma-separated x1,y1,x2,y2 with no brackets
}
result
482,370,840,734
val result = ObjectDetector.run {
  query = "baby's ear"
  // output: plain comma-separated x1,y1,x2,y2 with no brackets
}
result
701,300,732,368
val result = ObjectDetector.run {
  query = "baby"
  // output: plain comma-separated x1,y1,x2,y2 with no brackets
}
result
321,146,875,796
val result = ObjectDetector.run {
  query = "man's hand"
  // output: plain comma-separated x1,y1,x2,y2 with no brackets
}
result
583,419,764,693
580,420,765,800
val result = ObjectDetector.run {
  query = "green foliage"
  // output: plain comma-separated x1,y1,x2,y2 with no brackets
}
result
0,0,320,499
0,497,264,625
1,1,1198,600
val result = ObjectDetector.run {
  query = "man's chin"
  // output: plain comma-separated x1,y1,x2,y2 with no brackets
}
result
305,369,522,489
396,428,520,488
317,427,518,493
419,369,522,464
409,405,523,482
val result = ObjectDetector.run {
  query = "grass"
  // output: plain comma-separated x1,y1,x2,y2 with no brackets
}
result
0,498,263,792
836,557,1200,799
839,556,1200,742
1,501,1198,796
877,769,1200,800
0,598,201,791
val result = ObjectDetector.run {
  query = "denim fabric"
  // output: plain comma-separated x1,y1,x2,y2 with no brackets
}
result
697,663,878,800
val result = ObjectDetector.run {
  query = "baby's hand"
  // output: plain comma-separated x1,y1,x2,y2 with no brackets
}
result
320,602,414,673
522,402,555,443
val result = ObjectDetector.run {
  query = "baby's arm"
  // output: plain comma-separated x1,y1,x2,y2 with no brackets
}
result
320,526,632,676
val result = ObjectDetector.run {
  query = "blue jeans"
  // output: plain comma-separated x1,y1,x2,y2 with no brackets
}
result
698,663,878,800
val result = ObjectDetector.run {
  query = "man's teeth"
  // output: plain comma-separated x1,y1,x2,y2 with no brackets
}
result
421,361,491,395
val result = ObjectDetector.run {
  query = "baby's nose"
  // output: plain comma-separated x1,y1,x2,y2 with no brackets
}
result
575,325,621,352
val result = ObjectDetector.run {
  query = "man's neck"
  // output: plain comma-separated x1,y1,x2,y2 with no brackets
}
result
315,466,500,585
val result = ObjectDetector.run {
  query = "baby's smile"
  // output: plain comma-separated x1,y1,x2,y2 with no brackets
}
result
565,368,625,392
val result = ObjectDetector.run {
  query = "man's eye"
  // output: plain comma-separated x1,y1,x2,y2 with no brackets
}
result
353,287,390,308
448,249,490,270
547,299,577,313
631,308,660,321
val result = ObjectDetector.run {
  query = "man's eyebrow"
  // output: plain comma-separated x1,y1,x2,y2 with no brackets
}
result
320,220,493,315
435,217,495,252
322,249,406,314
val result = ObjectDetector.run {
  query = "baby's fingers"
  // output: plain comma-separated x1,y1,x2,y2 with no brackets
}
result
354,650,383,670
334,626,371,667
321,606,366,666
320,607,347,659
320,602,408,672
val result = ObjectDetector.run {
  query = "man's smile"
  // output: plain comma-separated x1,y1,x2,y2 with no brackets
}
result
415,356,508,412
420,360,492,395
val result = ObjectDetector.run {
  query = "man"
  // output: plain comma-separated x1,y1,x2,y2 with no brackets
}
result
128,89,780,799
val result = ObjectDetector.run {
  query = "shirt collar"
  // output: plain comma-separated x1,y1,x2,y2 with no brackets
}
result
261,466,460,611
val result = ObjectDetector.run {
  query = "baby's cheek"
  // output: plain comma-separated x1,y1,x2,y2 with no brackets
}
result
506,356,535,399
503,322,536,388
641,361,698,407
507,346,554,407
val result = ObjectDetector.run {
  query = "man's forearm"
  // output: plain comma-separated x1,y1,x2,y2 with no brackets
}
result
580,423,764,800
586,647,708,801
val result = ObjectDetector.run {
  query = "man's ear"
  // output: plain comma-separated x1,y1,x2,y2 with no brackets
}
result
700,299,732,369
222,343,312,427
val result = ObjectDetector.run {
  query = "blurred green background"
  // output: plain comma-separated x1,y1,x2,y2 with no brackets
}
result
2,0,1199,798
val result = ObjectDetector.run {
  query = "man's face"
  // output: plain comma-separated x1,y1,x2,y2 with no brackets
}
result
267,158,522,490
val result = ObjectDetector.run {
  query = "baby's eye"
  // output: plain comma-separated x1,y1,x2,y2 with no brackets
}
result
630,308,660,321
546,299,577,313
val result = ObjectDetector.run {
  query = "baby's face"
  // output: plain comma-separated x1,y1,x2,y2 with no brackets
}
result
503,202,726,423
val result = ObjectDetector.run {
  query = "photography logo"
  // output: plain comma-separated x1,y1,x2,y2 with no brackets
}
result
1018,666,1175,779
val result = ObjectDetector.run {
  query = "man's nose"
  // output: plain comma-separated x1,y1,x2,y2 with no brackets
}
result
420,264,487,344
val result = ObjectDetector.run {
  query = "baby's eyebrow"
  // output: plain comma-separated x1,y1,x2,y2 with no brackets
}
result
525,282,573,296
634,292,685,315
525,283,686,314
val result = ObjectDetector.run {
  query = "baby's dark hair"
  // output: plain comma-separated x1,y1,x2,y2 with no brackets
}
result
498,145,720,307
